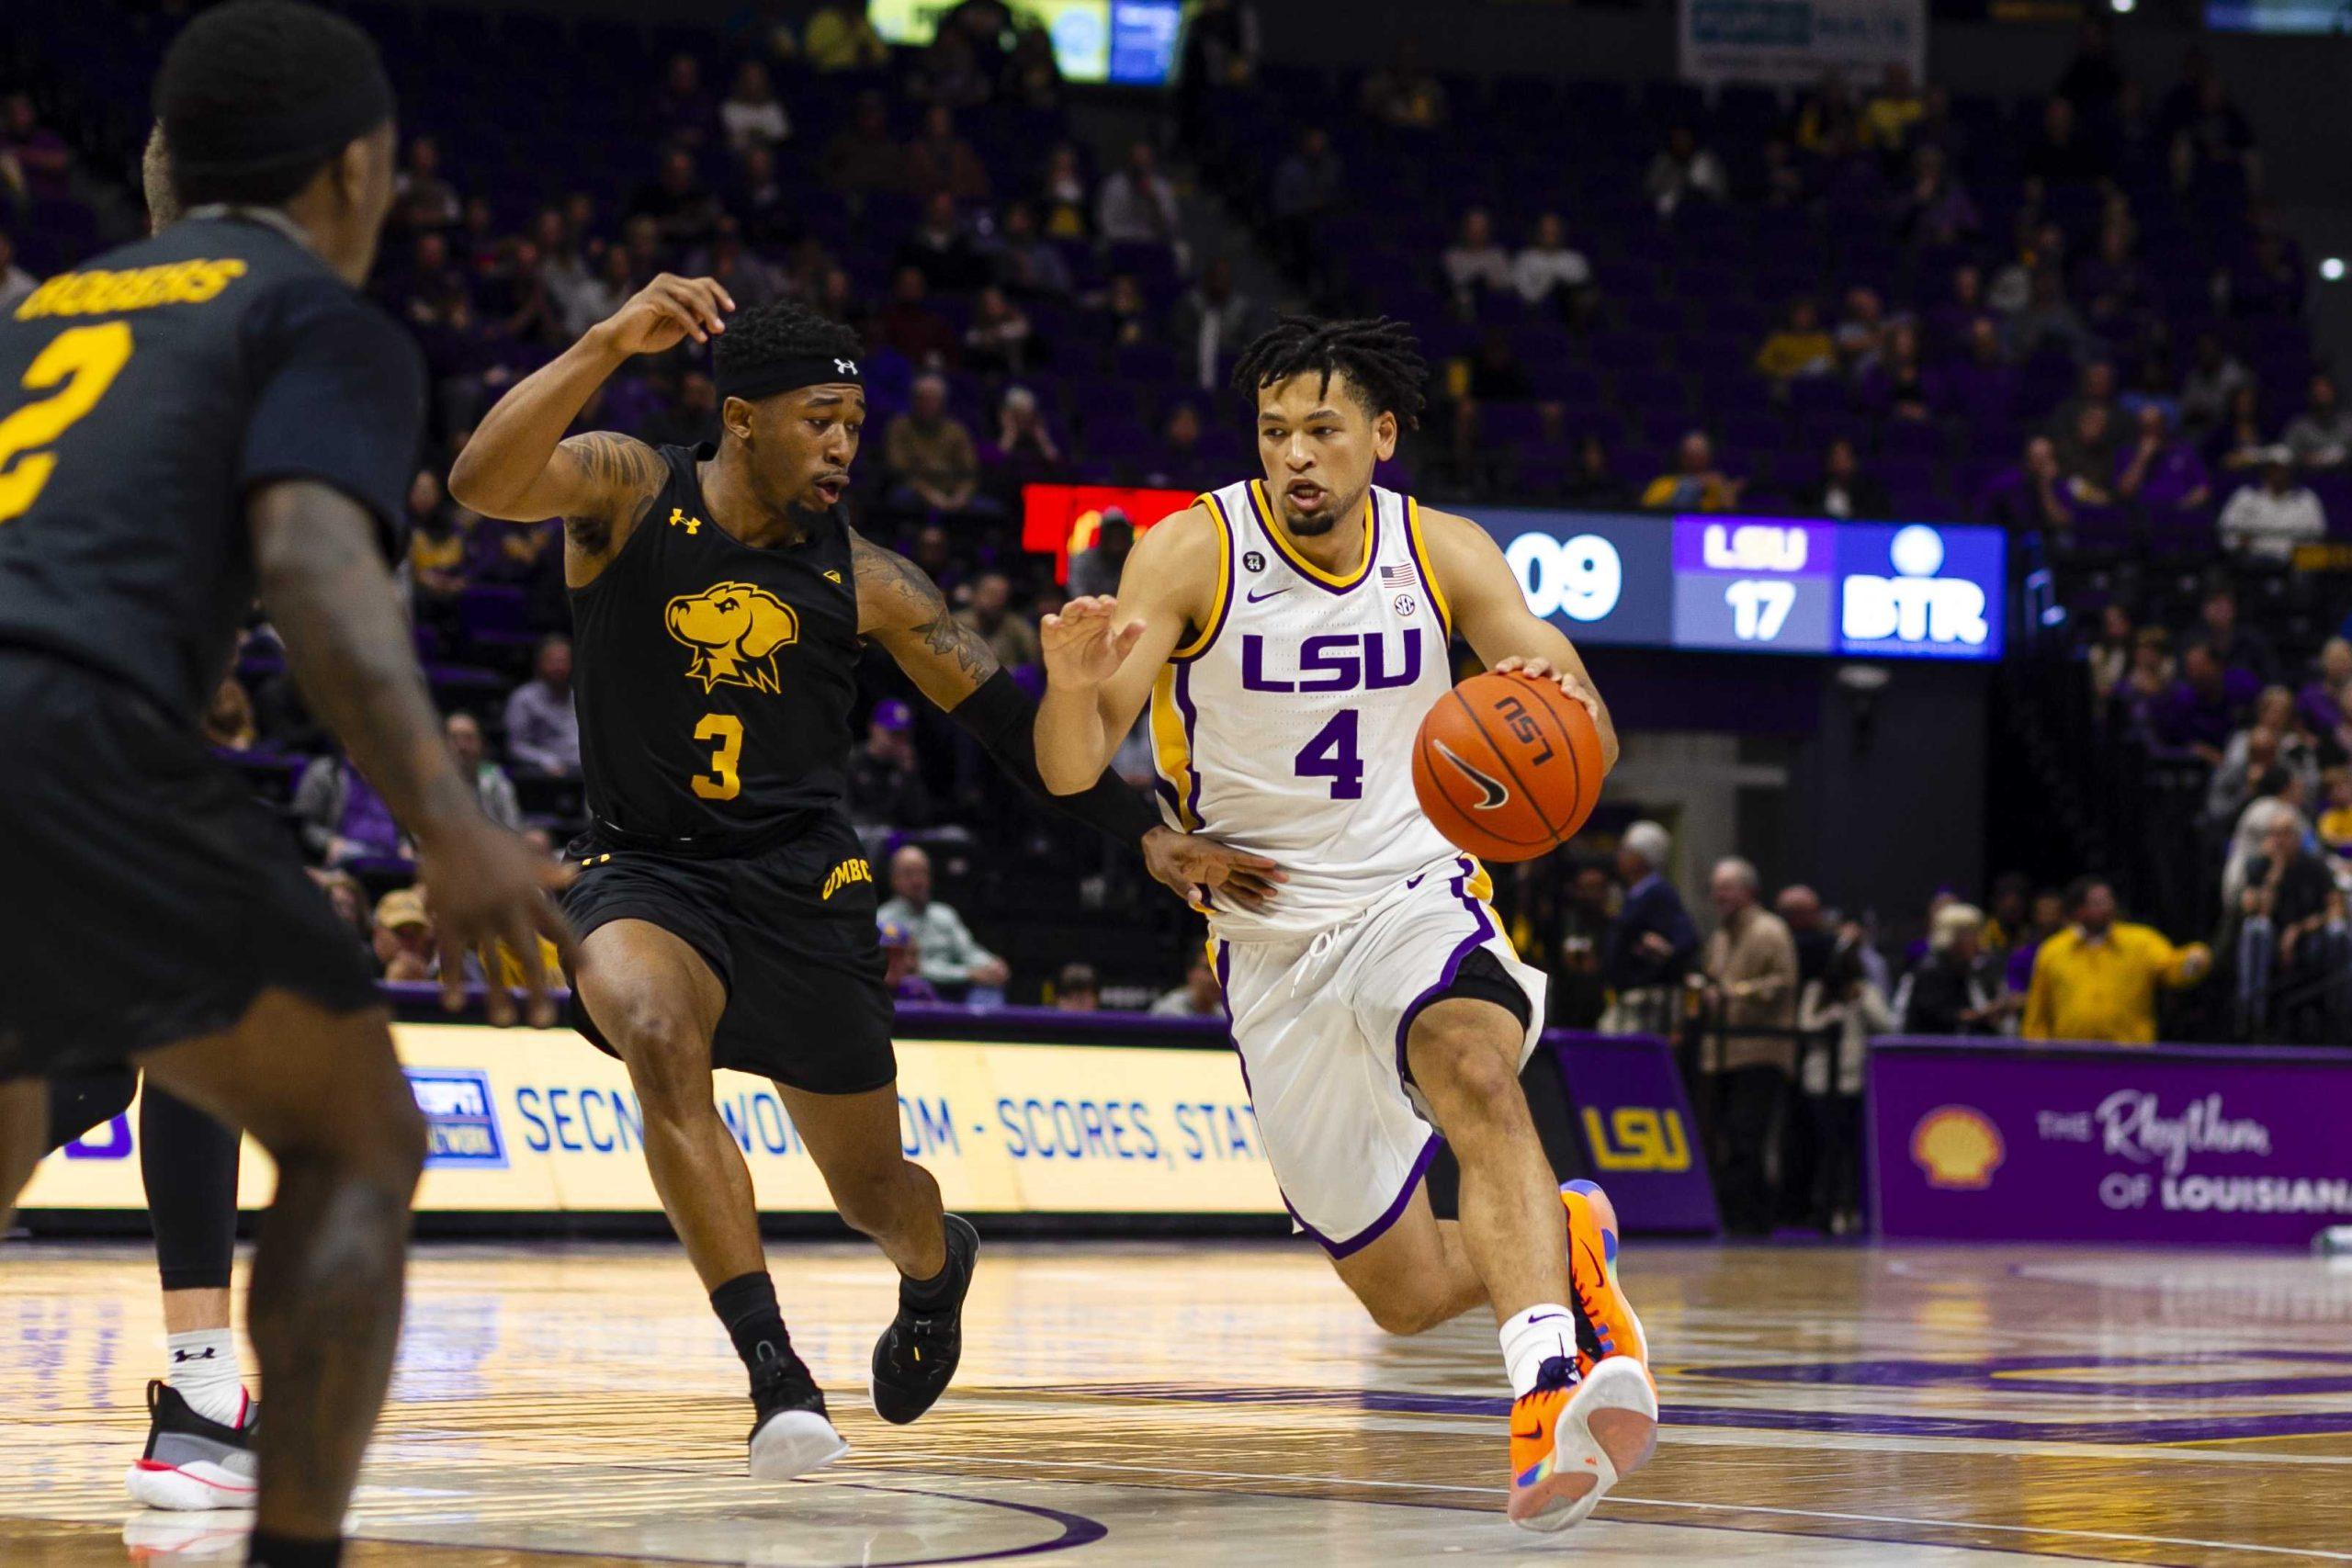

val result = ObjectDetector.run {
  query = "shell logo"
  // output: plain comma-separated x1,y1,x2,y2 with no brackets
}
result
1911,1105,2005,1190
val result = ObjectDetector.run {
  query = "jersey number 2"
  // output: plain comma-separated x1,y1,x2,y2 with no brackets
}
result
0,322,135,524
693,713,742,801
1294,710,1364,800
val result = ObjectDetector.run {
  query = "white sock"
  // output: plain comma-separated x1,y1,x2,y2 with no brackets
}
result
166,1329,245,1427
1500,1304,1578,1399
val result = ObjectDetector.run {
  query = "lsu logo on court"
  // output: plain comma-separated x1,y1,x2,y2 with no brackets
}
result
406,1068,508,1170
1911,1104,2003,1190
1582,1107,1691,1172
665,581,799,694
821,857,874,901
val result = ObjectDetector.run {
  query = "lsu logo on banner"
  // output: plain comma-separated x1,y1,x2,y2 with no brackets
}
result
1912,1104,2002,1190
1582,1107,1691,1172
407,1068,508,1169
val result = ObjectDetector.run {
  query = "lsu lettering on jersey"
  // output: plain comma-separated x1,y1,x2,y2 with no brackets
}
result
1152,479,1469,936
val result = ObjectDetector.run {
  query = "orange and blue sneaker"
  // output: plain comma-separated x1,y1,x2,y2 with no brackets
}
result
1504,1180,1660,1533
1562,1179,1651,1376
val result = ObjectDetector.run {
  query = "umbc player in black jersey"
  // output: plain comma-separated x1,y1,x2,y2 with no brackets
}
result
17,120,279,1522
452,285,1277,1476
0,8,573,1566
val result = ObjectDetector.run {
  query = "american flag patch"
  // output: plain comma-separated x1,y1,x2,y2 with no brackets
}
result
1381,564,1418,591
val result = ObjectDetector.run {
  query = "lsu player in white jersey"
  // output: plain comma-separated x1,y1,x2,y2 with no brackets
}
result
1037,317,1657,1531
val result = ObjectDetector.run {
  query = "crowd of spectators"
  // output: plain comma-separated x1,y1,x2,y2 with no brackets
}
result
1495,815,2237,1233
1185,19,2329,568
7,5,2341,1043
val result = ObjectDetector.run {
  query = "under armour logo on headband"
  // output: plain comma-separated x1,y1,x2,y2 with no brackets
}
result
835,359,857,376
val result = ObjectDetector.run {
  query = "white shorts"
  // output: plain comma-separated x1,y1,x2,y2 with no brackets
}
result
1213,858,1546,1258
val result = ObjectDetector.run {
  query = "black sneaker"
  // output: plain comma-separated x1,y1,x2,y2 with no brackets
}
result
746,1342,847,1480
869,1213,978,1425
124,1381,257,1511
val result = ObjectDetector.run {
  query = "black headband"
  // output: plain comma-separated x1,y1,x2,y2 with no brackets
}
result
717,354,865,404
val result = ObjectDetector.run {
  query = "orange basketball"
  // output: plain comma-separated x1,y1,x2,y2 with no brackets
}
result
1412,671,1604,863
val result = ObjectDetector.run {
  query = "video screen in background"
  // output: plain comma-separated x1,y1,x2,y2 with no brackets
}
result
1481,510,2007,661
2205,0,2350,28
868,0,1186,85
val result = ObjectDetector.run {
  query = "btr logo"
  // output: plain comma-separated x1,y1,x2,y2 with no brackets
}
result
1239,630,1422,693
407,1068,508,1169
1841,525,1988,648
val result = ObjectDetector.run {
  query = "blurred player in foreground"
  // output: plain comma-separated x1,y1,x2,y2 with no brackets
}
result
0,6,572,1565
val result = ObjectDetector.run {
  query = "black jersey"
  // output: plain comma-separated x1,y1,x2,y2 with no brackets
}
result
570,444,860,850
0,211,425,724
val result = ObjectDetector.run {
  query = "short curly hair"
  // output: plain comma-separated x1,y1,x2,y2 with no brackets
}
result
712,299,863,391
1230,315,1429,431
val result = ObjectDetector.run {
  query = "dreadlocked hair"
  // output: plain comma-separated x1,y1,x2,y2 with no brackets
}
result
1229,315,1429,431
711,298,863,383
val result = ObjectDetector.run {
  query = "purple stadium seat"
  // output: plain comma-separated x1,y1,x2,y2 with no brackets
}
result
1477,402,1552,454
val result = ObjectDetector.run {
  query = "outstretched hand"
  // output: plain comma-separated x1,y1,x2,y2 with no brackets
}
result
1142,826,1286,914
1041,595,1145,691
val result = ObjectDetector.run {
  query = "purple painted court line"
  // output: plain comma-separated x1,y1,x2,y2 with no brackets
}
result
836,1484,1111,1565
1028,1382,2352,1445
1679,1350,2352,1399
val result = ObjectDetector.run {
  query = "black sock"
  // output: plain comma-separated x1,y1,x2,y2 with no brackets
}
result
710,1270,791,1372
899,1219,967,1313
246,1530,341,1568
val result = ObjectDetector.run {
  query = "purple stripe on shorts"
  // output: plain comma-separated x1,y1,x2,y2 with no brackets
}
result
1219,938,1442,1260
1306,1130,1442,1259
1393,856,1495,1079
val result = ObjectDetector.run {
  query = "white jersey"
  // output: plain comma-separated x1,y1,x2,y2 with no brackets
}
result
1151,479,1464,938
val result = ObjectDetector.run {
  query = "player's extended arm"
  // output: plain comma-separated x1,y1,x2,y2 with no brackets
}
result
251,480,575,1024
447,274,731,574
1035,506,1216,795
1419,506,1621,773
852,528,1279,910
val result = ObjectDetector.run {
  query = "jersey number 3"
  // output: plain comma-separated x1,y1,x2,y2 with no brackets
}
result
0,322,135,524
693,713,743,801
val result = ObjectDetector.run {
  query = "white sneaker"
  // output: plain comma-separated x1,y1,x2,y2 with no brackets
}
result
125,1381,257,1512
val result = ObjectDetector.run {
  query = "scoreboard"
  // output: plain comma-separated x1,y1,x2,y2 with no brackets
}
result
1482,510,2006,661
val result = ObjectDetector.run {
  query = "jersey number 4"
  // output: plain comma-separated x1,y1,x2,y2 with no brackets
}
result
0,322,135,524
1294,709,1364,800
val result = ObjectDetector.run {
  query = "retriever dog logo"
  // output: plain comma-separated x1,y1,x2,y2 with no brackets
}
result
665,582,799,694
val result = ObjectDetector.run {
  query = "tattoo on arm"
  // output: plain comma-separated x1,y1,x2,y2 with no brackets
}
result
851,530,1000,696
556,432,665,558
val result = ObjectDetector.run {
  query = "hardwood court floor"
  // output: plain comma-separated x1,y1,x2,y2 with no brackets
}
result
3,1236,2348,1565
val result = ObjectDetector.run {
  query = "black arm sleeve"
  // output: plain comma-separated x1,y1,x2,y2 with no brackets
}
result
948,668,1161,844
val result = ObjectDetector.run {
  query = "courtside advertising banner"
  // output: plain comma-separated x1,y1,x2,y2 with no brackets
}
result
21,1025,1284,1218
1869,1038,2352,1247
1678,0,1926,88
1550,1033,1720,1235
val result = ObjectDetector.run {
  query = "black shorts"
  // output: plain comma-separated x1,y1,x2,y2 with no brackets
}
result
0,650,380,1081
560,813,894,1095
